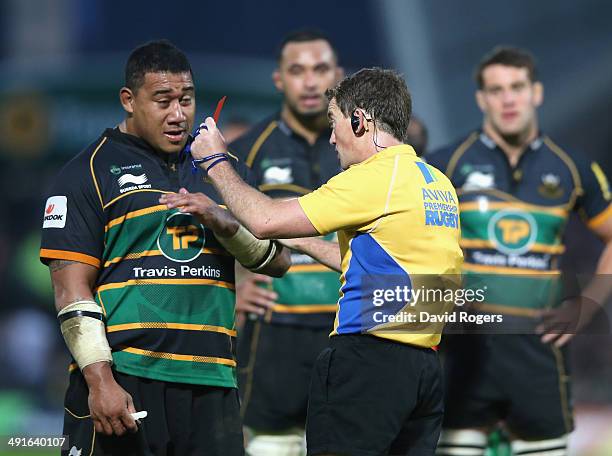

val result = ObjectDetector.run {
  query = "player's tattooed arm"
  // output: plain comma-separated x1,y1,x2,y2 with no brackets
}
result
48,259,78,272
48,260,99,312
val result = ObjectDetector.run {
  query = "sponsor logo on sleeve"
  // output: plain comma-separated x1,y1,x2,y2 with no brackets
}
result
43,196,67,228
118,173,148,187
117,173,152,194
110,163,143,175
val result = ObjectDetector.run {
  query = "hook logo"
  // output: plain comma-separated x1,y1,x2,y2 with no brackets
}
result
43,196,67,228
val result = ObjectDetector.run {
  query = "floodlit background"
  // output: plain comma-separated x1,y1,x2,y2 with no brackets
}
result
1,1,611,454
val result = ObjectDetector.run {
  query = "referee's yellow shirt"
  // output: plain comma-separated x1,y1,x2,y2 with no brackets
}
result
298,145,463,347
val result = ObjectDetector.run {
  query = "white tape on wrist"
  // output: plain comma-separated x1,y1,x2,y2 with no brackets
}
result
57,300,113,370
217,225,278,271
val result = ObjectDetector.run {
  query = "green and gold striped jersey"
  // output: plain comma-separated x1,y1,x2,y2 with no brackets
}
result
428,131,612,316
41,128,254,387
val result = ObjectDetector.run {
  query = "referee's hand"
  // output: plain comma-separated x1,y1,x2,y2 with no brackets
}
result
161,189,238,237
190,117,228,161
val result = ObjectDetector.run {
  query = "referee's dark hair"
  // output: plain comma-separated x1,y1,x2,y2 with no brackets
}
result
327,68,412,143
277,29,338,62
475,46,538,89
125,40,193,92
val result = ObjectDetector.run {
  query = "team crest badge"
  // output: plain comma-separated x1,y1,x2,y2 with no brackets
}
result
538,173,563,199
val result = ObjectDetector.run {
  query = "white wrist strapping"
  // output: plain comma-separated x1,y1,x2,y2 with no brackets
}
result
57,300,113,370
217,225,278,271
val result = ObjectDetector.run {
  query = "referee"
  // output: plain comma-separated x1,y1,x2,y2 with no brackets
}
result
229,30,343,456
162,68,464,455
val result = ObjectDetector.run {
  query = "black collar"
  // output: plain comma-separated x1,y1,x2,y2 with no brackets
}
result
478,130,544,151
105,127,183,165
276,113,331,146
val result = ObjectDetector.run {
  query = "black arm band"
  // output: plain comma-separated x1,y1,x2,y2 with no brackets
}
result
58,310,106,324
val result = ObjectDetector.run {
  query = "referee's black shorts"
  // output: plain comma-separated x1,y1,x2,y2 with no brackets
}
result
306,334,444,456
62,368,244,456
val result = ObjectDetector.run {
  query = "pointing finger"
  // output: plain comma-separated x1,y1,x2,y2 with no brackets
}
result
205,117,217,130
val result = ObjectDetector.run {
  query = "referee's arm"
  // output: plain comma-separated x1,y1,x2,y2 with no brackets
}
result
161,184,316,240
278,238,341,272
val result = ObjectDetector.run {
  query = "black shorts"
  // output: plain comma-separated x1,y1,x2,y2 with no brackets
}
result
237,319,331,431
62,368,244,456
306,334,443,456
442,333,573,440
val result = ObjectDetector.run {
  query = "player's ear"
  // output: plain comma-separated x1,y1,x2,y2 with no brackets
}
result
120,87,135,114
532,81,544,107
335,66,345,83
475,90,486,113
272,69,283,93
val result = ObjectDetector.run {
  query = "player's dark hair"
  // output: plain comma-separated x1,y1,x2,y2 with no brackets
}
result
125,39,193,92
327,68,412,143
475,46,538,89
277,29,338,62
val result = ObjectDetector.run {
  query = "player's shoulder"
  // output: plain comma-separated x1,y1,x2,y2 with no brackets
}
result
226,148,251,178
228,113,280,162
537,135,605,192
426,132,479,167
425,131,483,180
56,130,114,178
539,135,593,167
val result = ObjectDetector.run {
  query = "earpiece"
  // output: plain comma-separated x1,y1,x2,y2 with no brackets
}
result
351,109,384,149
352,109,371,135
351,110,361,134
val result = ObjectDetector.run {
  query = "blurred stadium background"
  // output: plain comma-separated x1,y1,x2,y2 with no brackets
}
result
0,1,611,454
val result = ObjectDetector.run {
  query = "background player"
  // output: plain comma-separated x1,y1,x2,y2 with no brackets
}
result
427,46,612,456
406,115,428,157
